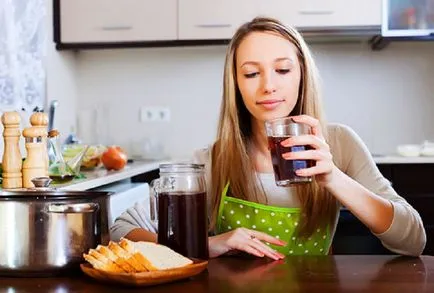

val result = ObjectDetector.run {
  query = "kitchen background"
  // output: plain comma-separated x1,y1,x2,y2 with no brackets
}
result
6,0,434,160
72,43,434,159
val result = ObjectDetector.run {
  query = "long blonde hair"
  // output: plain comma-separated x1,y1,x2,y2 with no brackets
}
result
210,17,338,236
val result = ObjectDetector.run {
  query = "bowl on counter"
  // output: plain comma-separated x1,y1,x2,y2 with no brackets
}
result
421,141,434,157
396,144,421,157
63,144,106,170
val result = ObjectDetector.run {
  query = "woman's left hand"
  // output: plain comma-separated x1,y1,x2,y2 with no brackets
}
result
281,115,337,187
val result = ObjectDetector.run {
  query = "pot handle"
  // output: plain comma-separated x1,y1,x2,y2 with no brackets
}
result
46,203,99,213
150,179,159,225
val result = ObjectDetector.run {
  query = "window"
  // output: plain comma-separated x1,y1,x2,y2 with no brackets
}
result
0,0,46,114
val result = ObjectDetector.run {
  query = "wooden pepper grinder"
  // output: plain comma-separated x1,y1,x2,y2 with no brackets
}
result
30,112,49,175
1,112,23,189
22,126,47,188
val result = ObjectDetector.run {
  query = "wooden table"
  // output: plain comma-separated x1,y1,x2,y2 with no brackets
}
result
1,255,433,292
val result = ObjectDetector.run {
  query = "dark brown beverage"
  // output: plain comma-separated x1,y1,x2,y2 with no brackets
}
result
268,136,315,186
158,192,209,260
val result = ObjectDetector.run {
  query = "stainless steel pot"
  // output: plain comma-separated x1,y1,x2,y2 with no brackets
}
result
0,180,112,276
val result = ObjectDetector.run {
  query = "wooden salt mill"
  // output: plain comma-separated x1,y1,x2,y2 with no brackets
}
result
30,112,49,175
22,126,47,188
1,112,23,189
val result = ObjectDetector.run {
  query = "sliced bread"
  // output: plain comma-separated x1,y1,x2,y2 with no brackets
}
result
88,249,125,272
83,253,124,273
96,244,137,273
120,238,193,271
108,241,147,272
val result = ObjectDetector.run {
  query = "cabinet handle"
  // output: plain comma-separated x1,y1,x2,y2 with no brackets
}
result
100,25,133,31
298,11,334,15
195,24,232,28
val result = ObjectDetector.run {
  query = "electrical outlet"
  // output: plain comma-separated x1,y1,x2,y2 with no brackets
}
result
140,107,157,122
157,107,170,122
140,107,170,123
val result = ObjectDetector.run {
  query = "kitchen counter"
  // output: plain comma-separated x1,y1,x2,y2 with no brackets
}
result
3,156,432,191
373,155,434,164
51,156,434,191
0,255,432,293
56,160,166,191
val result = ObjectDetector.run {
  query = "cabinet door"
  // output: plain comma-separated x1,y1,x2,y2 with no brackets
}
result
60,0,177,43
178,0,259,40
333,0,381,27
265,0,381,28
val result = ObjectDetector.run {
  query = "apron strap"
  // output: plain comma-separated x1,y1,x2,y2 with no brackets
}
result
216,182,230,232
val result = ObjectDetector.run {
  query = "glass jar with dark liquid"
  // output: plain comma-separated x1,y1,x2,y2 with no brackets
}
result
150,163,209,260
265,118,314,186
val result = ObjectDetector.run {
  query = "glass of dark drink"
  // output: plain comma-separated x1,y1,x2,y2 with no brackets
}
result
150,163,209,260
265,117,314,186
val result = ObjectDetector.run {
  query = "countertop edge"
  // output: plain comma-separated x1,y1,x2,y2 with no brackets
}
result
58,160,166,191
373,156,434,164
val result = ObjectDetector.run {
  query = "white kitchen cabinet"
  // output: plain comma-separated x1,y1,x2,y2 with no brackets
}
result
92,180,149,226
59,0,177,43
178,0,381,40
56,0,382,48
178,0,259,40
264,0,381,28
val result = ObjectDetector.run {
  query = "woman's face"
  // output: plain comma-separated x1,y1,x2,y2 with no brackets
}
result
235,31,302,124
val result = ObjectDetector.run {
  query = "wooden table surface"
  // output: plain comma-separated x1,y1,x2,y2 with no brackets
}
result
1,255,433,293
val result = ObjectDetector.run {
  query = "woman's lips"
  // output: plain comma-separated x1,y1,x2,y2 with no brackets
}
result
256,99,284,110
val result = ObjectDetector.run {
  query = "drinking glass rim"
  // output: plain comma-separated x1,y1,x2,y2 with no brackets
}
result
264,117,297,126
264,117,310,136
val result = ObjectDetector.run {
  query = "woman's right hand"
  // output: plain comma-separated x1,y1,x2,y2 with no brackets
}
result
208,228,287,260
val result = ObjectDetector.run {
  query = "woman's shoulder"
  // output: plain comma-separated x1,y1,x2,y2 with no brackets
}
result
192,145,213,195
327,123,361,144
192,144,213,165
326,123,368,170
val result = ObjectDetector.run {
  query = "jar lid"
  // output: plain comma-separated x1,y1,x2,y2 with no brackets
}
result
159,163,204,173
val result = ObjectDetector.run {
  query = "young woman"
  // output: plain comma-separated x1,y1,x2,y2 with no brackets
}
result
111,17,426,259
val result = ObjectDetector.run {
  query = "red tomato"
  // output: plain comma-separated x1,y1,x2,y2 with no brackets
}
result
101,146,127,171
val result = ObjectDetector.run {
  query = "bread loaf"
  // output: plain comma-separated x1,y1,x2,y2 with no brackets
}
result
107,241,147,272
82,253,124,273
96,244,137,273
83,239,193,273
119,238,193,271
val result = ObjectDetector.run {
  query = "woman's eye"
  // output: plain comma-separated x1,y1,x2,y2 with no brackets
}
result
276,69,290,74
244,72,259,78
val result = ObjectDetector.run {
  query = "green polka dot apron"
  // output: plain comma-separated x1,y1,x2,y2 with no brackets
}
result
216,183,331,255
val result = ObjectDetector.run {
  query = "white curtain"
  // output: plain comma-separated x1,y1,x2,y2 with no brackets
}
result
0,0,46,113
